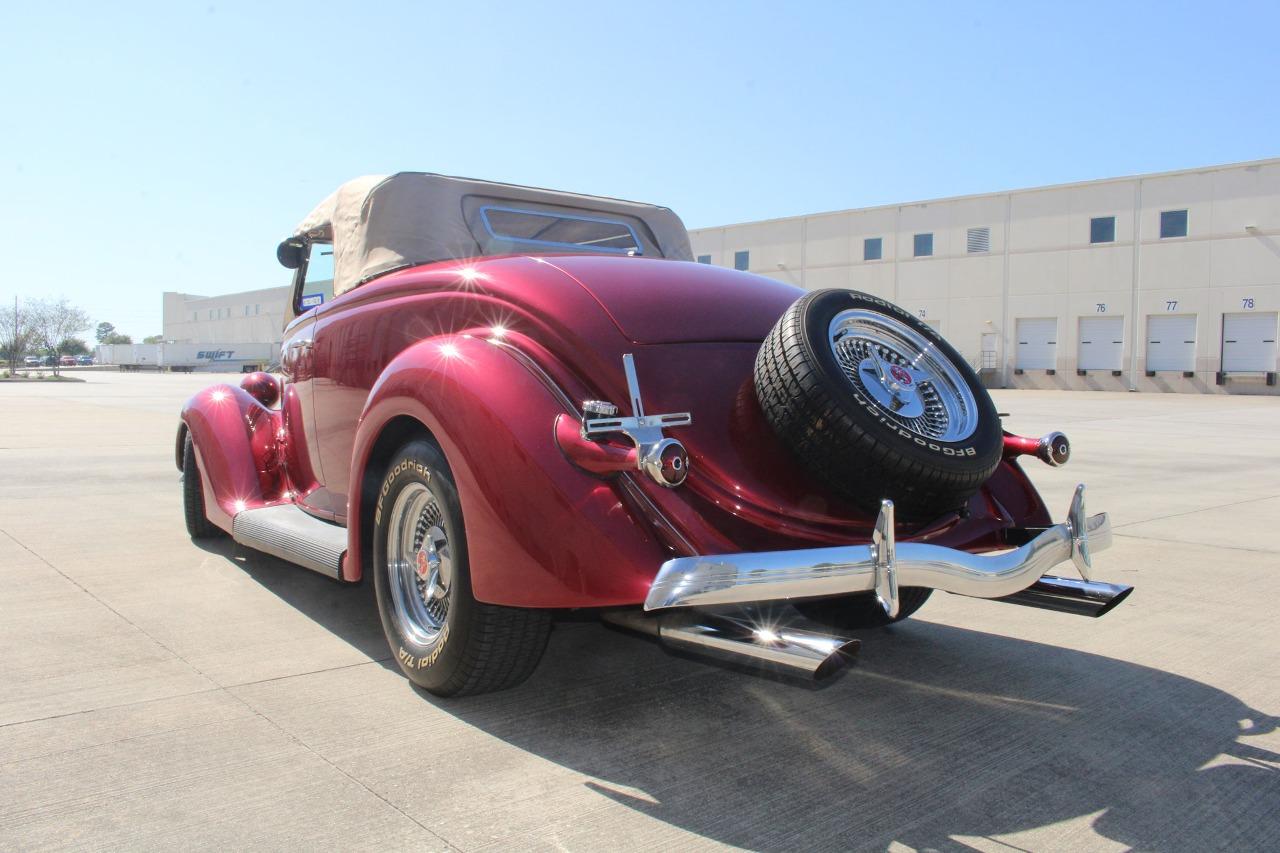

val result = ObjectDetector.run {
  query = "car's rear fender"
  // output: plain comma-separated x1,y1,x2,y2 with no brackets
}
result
180,384,285,533
346,334,669,607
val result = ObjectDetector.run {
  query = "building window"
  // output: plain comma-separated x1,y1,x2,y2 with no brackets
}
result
208,310,214,320
734,250,750,271
244,305,250,316
191,312,197,323
696,254,711,264
1090,216,1116,244
913,233,933,257
863,237,883,261
1160,209,1188,239
254,304,260,315
966,227,990,253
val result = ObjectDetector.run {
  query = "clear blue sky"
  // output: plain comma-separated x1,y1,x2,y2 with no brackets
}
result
2,1,1277,339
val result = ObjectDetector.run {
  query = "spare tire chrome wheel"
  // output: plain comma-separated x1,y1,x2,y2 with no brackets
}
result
372,439,551,697
755,289,1002,520
829,309,980,444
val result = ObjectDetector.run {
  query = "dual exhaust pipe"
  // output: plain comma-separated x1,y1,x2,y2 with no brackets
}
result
605,574,1132,683
603,609,862,682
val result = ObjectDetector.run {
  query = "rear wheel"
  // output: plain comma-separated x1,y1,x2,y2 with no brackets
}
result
182,434,222,539
797,588,933,630
372,439,551,696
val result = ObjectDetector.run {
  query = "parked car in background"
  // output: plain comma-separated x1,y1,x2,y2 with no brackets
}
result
23,356,41,367
41,355,57,367
59,355,77,367
178,172,1130,697
76,355,94,365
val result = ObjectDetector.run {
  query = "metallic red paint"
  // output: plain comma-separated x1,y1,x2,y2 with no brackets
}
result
345,334,668,606
1003,433,1044,459
180,384,285,531
239,371,280,407
182,253,1057,607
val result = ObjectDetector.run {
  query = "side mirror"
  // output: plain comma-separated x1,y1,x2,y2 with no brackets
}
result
276,239,305,269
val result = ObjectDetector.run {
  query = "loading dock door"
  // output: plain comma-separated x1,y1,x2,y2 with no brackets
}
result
1146,315,1197,372
979,332,999,371
1221,312,1278,372
1016,318,1057,370
1078,316,1125,371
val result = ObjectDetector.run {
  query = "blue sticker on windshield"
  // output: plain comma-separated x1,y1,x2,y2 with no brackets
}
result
301,293,324,309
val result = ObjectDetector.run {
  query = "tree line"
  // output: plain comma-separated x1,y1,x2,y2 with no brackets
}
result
0,298,160,375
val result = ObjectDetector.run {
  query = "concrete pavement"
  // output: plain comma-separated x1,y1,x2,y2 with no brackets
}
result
2,372,1278,851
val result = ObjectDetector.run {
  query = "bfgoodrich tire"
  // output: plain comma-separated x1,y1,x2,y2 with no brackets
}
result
754,289,1002,520
182,434,223,539
372,439,551,697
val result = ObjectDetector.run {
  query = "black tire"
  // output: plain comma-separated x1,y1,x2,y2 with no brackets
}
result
372,439,551,697
796,588,933,630
182,434,222,539
754,289,1002,519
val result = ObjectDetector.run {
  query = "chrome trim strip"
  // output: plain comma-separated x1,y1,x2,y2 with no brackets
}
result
644,484,1113,611
485,338,581,416
615,474,698,557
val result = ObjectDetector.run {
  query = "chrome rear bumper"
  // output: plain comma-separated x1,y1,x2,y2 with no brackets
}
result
645,484,1128,617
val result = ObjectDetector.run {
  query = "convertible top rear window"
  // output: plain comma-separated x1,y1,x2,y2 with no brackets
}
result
479,205,643,255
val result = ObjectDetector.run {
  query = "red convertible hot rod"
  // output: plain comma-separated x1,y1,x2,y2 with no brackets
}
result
178,173,1131,696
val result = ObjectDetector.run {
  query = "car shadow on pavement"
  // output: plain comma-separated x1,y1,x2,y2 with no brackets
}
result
210,539,1280,852
193,536,391,664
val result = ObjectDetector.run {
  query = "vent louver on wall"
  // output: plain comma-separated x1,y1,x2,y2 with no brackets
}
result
967,227,991,253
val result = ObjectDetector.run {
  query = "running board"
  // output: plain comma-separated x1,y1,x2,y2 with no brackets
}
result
231,504,347,579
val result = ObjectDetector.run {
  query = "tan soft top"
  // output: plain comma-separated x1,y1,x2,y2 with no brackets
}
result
293,172,693,296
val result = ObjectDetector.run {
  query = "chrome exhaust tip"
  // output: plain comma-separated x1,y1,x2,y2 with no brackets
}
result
603,610,859,681
994,575,1134,618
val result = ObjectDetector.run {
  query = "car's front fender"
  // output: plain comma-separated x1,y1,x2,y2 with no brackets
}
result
180,384,284,532
346,334,669,608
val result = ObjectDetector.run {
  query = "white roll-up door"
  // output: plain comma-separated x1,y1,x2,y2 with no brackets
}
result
1146,315,1197,372
1221,312,1278,372
1016,318,1057,370
1078,316,1125,371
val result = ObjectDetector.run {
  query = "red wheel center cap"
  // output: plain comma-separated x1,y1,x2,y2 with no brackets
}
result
889,365,913,386
415,550,430,579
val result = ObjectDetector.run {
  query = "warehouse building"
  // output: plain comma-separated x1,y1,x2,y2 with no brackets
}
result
162,286,289,345
690,158,1280,394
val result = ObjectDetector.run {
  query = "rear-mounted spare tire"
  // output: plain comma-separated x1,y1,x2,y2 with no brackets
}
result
754,289,1002,520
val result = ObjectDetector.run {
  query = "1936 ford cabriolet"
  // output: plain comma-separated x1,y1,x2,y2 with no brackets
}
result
177,173,1131,696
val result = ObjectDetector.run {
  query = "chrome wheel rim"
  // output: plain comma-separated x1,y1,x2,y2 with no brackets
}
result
386,482,452,645
828,309,979,442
